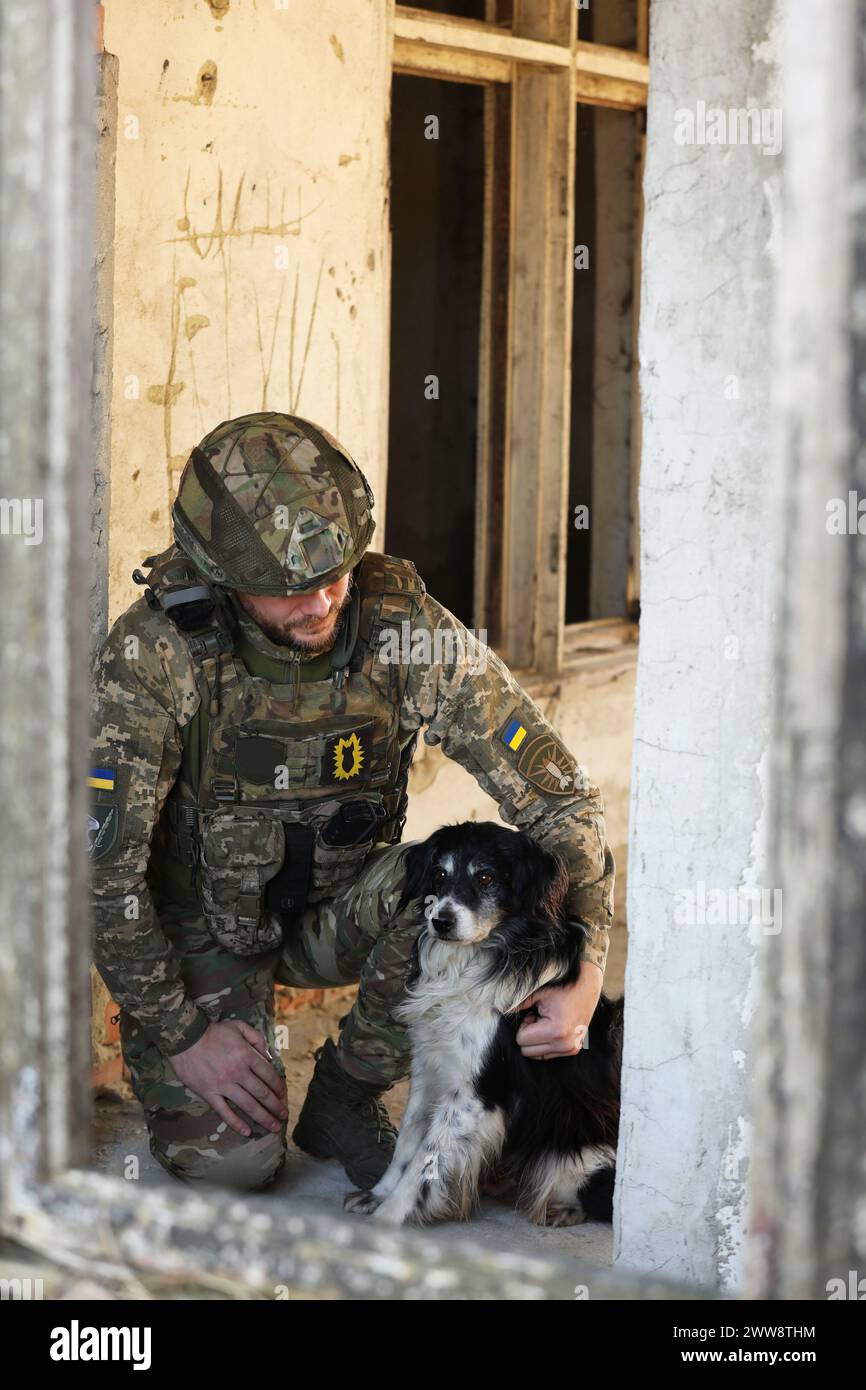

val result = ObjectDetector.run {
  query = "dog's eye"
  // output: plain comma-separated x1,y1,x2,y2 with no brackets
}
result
475,871,494,888
432,867,447,887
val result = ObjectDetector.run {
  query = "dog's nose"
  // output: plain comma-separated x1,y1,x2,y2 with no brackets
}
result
431,912,454,936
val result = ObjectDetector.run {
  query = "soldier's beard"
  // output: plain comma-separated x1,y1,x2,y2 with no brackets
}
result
239,579,353,656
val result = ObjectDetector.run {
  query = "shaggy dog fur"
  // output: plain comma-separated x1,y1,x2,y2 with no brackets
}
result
344,822,624,1227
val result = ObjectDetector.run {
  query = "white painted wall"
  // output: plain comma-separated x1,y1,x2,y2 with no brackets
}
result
616,0,785,1289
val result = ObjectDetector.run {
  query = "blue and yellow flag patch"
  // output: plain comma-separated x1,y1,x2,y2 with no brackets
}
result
499,710,577,797
88,767,116,792
502,718,527,751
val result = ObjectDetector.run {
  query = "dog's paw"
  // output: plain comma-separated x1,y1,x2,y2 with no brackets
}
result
368,1197,412,1225
537,1202,587,1228
343,1189,382,1215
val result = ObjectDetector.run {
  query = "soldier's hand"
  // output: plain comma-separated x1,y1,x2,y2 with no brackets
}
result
169,1019,289,1138
514,963,603,1060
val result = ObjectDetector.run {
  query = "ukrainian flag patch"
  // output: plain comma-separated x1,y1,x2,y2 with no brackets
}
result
88,767,116,791
502,718,527,751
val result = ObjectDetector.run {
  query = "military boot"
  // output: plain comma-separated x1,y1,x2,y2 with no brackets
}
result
292,1037,398,1189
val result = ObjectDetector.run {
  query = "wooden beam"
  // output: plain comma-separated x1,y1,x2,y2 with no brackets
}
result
395,6,570,71
393,38,511,86
576,41,649,111
502,0,576,674
394,8,648,110
637,0,651,58
474,84,511,642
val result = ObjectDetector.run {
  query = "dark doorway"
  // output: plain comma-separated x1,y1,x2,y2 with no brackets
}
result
386,75,485,627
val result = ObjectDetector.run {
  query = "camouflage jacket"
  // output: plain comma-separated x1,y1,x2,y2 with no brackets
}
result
90,556,614,1056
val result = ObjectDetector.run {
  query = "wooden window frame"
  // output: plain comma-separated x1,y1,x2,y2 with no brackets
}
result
391,3,648,674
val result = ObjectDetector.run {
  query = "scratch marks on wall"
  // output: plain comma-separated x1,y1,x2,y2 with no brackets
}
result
253,276,285,412
168,168,323,255
254,256,330,418
329,35,345,64
148,166,338,471
149,272,197,515
172,167,244,258
164,167,322,425
288,257,325,415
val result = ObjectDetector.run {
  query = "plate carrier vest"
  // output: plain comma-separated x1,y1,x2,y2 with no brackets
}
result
134,545,426,956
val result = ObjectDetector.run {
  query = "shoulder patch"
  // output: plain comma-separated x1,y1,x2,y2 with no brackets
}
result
88,764,126,863
499,710,577,797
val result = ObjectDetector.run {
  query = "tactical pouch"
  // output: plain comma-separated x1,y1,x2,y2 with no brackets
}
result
197,809,286,955
307,794,386,903
196,796,388,951
264,822,315,921
319,798,383,848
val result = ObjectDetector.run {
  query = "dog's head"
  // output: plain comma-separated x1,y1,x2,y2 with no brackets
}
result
399,822,568,945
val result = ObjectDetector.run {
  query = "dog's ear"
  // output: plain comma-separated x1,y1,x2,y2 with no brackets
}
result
510,835,569,918
397,835,438,914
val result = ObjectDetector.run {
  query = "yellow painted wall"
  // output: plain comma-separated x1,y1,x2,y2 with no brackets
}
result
103,0,394,621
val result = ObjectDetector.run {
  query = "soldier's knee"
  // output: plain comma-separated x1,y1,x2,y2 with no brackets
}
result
209,1131,286,1191
150,1115,287,1192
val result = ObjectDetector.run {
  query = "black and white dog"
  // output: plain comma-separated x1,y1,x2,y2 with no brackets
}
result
344,822,624,1228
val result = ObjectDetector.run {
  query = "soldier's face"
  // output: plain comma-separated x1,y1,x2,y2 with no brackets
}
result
234,573,352,654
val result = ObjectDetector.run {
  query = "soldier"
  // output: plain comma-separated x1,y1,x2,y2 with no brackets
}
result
89,412,615,1193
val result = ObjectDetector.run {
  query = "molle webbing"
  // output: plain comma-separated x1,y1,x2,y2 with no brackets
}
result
156,552,426,895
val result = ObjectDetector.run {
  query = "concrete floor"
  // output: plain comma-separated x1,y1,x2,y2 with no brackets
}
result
92,1096,613,1271
91,980,618,1278
92,1097,612,1271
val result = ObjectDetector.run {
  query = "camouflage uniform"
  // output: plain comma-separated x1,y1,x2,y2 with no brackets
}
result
90,413,614,1191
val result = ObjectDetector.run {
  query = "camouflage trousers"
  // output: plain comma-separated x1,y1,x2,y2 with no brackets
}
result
119,841,420,1192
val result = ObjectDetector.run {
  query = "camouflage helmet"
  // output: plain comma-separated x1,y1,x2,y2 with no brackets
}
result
172,412,375,595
